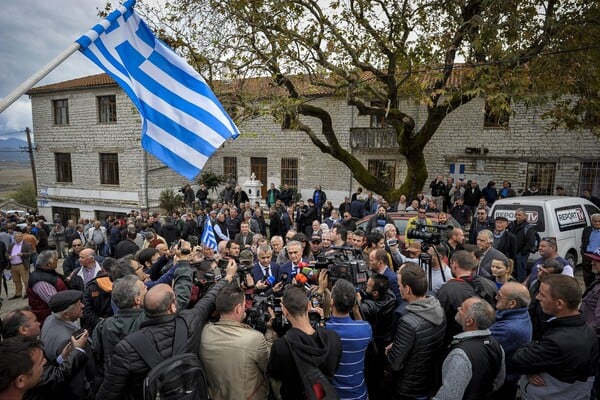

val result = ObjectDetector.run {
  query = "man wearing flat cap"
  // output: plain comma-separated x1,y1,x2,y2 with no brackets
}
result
40,289,96,398
492,215,517,263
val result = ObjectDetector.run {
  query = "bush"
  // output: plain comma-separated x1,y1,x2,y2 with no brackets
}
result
10,182,36,207
159,188,183,214
197,170,227,193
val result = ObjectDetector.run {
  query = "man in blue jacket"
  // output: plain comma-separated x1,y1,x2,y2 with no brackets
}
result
490,282,532,400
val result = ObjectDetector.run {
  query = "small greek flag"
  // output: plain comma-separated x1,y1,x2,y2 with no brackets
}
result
201,218,218,251
76,0,239,180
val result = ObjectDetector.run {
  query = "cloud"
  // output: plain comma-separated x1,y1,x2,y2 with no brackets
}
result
0,0,107,137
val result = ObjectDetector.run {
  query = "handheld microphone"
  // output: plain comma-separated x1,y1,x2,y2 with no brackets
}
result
295,273,308,284
301,267,317,281
265,275,276,286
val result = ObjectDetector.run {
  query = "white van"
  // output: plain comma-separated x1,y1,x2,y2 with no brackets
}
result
489,196,600,266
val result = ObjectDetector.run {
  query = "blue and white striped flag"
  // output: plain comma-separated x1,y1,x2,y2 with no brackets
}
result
201,218,218,251
75,0,239,180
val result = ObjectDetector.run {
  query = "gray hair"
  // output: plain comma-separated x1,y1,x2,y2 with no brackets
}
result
478,229,494,243
257,244,273,257
591,213,600,222
112,275,141,309
507,290,531,308
466,298,496,329
37,250,58,268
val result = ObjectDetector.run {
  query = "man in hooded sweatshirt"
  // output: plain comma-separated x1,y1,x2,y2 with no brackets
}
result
387,262,447,399
267,285,342,400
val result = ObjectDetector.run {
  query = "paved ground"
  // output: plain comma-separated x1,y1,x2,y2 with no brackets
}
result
0,259,64,319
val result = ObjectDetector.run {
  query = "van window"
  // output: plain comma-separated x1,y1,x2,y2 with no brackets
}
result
491,205,545,232
584,204,600,222
555,205,588,232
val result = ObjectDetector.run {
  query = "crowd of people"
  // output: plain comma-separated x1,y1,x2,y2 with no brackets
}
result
0,177,599,400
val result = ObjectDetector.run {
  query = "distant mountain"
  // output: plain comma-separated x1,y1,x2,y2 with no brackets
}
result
0,138,29,162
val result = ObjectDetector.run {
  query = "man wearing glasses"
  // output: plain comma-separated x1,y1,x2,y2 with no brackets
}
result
63,238,84,278
469,207,494,244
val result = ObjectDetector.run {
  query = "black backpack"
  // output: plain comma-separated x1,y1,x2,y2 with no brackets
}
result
126,318,209,400
524,224,541,253
284,336,339,400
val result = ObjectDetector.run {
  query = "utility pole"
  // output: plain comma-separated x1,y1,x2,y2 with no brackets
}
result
25,127,37,195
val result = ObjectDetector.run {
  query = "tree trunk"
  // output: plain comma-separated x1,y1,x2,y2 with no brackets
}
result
397,148,428,201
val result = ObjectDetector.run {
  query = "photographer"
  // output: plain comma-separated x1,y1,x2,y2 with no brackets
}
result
200,284,274,400
358,274,396,399
326,279,372,399
404,207,433,246
267,285,342,400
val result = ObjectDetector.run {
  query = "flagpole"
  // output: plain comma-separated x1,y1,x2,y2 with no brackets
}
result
0,42,81,114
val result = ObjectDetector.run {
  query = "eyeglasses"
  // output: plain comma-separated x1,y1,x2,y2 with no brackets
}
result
541,237,557,245
477,212,485,215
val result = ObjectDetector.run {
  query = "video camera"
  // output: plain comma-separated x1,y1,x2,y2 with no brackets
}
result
314,246,368,290
406,220,452,246
244,294,290,336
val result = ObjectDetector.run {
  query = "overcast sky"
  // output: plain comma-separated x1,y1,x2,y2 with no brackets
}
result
0,0,115,141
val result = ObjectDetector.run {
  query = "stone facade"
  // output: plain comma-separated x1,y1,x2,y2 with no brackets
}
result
28,73,600,221
29,82,186,221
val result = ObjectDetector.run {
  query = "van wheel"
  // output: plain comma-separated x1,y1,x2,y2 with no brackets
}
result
565,251,577,268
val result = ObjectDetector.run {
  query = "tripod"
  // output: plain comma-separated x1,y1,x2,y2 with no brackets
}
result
418,243,448,293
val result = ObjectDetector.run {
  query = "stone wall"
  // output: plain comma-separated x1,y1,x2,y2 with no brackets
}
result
30,82,600,220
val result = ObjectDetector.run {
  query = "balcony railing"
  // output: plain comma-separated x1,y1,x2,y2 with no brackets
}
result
349,127,399,149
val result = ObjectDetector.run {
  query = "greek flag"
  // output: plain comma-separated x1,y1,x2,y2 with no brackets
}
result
201,218,218,251
75,0,239,180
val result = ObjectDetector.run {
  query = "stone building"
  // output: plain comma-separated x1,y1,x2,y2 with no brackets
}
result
27,72,600,221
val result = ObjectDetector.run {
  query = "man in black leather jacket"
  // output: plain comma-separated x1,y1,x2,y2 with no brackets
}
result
359,273,397,400
387,263,446,400
513,274,599,399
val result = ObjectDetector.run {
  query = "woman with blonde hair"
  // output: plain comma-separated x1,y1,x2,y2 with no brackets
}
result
491,257,515,289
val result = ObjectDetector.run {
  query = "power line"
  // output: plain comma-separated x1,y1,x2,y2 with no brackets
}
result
0,130,25,136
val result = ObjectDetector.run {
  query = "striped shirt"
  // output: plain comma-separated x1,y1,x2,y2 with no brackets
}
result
326,315,372,400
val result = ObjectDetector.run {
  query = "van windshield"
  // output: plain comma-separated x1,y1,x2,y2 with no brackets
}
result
490,205,545,232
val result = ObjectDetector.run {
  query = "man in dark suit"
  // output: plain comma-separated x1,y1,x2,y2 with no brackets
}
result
252,245,283,294
278,241,307,284
7,231,34,299
234,221,255,249
368,248,402,308
476,229,509,280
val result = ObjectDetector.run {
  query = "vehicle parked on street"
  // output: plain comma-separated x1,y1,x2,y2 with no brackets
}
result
356,211,460,248
489,196,600,266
